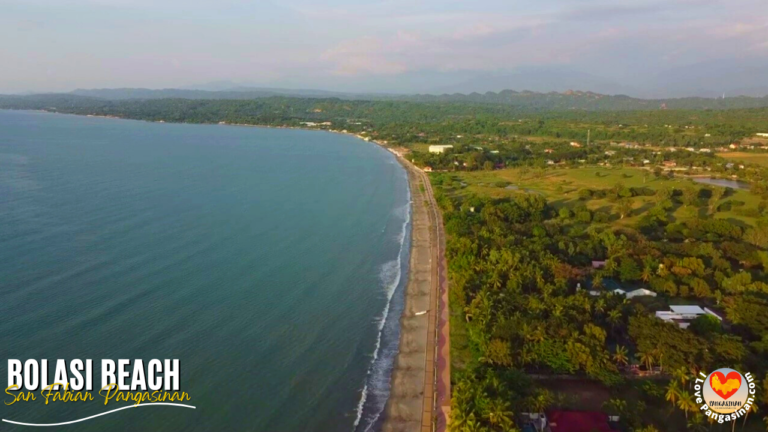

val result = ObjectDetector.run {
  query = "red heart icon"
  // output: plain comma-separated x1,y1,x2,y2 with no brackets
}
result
710,371,741,400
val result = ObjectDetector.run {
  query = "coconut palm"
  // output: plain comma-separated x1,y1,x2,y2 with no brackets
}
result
666,380,682,406
687,413,707,432
637,351,654,371
602,398,627,417
677,390,696,421
482,399,514,429
607,309,622,327
673,366,690,389
524,389,553,416
641,266,652,282
743,401,758,430
593,273,604,289
613,345,629,367
654,349,664,372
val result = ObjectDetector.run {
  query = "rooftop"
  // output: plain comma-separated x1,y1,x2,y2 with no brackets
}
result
669,305,705,314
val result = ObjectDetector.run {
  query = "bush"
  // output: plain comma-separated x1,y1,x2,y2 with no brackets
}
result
578,188,593,200
717,200,745,212
594,212,610,223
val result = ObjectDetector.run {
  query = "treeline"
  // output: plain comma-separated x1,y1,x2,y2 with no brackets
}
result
404,89,768,111
1,94,767,147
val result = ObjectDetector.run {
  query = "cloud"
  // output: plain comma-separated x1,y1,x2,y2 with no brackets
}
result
2,0,768,92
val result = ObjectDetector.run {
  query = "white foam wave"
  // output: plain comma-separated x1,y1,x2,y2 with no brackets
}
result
353,188,412,432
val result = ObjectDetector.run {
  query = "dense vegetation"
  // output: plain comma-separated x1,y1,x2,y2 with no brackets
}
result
436,169,768,431
2,94,768,149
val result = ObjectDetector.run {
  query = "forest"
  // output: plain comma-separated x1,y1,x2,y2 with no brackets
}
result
2,94,768,149
434,163,768,431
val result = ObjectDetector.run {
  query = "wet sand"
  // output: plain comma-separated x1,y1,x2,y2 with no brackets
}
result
381,158,437,432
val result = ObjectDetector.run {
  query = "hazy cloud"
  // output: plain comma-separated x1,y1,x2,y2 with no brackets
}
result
0,0,767,93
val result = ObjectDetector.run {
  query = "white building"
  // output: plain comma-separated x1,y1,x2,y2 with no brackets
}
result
615,288,657,299
656,305,722,329
756,133,768,138
428,145,454,154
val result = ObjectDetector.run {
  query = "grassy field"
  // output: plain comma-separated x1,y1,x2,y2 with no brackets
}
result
433,165,763,226
717,152,768,167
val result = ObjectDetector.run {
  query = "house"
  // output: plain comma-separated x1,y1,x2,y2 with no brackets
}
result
546,410,616,432
686,147,696,152
725,163,735,169
613,288,657,299
428,145,454,154
662,161,677,168
643,159,651,164
656,305,722,329
546,160,555,165
756,133,768,138
592,260,607,269
570,142,582,148
545,149,554,154
605,151,616,156
730,143,739,149
699,148,711,153
422,166,433,172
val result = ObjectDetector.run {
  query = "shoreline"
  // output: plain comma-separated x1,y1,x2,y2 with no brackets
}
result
15,108,449,431
380,151,450,432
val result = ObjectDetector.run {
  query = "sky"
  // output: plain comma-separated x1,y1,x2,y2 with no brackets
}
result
1,0,767,94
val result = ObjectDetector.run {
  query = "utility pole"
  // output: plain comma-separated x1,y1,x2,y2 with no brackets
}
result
587,129,591,146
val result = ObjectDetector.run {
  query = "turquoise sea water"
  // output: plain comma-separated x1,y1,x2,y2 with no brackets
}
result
0,110,410,431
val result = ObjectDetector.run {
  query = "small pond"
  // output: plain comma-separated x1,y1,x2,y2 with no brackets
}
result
693,178,750,190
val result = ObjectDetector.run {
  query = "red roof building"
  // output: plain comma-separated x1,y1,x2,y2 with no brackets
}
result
547,410,615,432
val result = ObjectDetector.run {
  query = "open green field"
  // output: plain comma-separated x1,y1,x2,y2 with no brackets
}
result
717,152,768,167
434,165,763,226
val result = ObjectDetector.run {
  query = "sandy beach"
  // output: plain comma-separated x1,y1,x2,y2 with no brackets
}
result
381,156,444,432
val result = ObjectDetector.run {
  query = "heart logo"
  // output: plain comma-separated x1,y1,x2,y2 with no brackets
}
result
710,371,741,400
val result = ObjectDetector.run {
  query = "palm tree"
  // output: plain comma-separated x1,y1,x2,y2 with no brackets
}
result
742,402,758,430
613,345,629,367
593,273,604,290
666,380,681,406
607,309,622,327
673,366,689,389
641,266,652,282
525,389,553,415
637,351,654,371
602,398,627,417
687,413,707,432
653,349,664,373
483,399,514,430
677,390,696,421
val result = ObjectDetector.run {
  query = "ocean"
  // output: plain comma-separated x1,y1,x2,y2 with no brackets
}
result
0,110,410,432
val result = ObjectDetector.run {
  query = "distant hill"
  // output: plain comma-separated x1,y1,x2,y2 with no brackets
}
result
69,87,387,101
425,67,634,96
399,90,768,111
3,89,768,112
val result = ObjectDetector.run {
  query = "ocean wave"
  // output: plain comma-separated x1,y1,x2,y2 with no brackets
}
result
353,187,412,432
